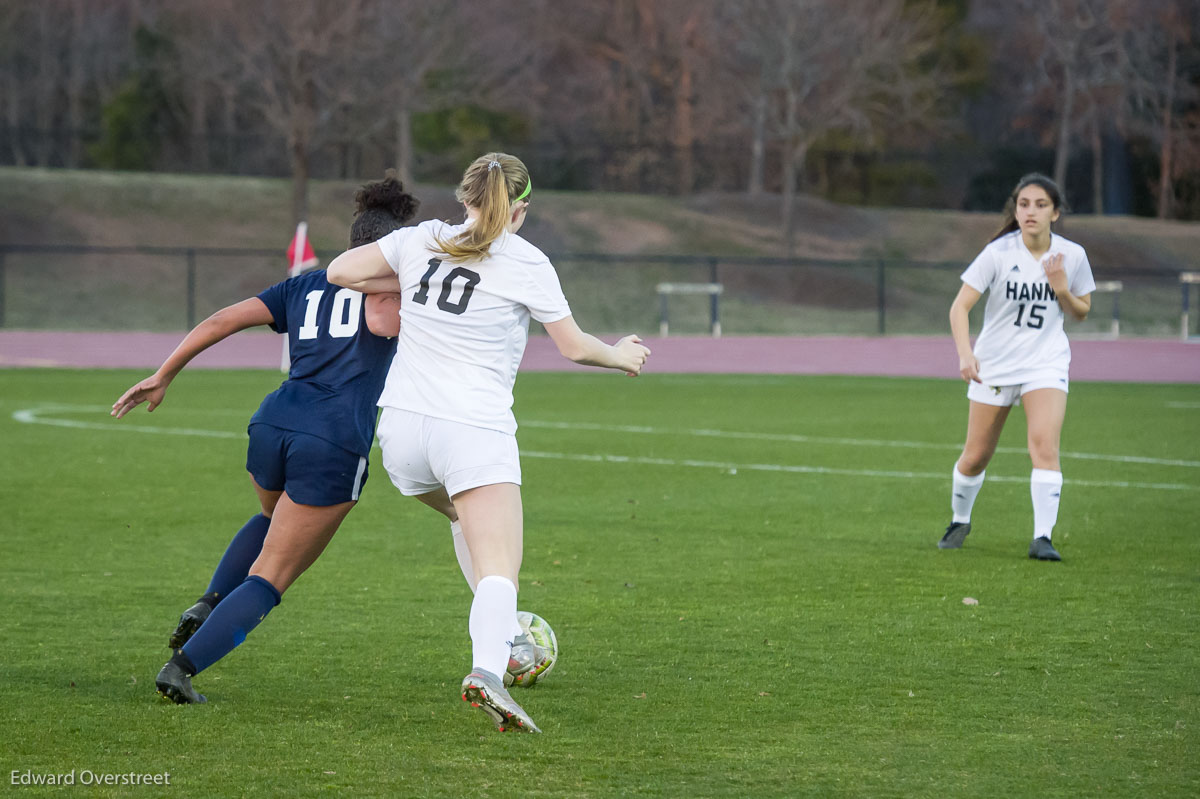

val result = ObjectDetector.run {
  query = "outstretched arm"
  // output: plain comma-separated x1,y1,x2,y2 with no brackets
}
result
949,283,982,383
543,316,650,376
327,242,395,292
111,298,274,418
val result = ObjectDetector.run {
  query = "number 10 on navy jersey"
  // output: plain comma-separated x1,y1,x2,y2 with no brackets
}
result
297,287,362,339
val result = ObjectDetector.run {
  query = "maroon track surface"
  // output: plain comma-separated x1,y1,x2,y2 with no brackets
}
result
2,331,1197,383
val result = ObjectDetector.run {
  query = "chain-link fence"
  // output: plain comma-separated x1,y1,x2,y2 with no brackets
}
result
0,245,1188,338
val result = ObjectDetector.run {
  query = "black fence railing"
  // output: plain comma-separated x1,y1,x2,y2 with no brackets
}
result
0,244,1187,338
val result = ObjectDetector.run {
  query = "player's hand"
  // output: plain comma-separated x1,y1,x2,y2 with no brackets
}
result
958,354,981,384
1042,253,1067,292
111,375,168,418
614,335,650,377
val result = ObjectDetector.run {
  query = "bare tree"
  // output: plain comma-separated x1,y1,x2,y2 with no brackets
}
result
66,0,137,168
1120,0,1200,218
0,3,31,166
357,0,474,186
965,0,1137,212
728,0,946,253
180,0,374,225
515,0,733,194
30,2,65,166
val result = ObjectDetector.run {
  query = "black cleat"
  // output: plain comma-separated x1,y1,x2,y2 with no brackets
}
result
168,601,212,649
938,522,971,549
156,660,206,704
1028,536,1062,561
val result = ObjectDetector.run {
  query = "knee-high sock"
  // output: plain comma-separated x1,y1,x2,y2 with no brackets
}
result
205,514,271,602
951,467,986,524
469,576,517,678
1030,468,1063,540
455,528,521,640
181,575,281,674
450,520,477,594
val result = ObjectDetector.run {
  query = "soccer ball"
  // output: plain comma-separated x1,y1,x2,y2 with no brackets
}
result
511,610,558,687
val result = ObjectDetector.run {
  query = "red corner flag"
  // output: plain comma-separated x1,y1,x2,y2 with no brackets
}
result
286,221,319,277
281,221,319,372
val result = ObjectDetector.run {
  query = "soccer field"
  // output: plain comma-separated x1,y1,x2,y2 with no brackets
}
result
2,369,1197,798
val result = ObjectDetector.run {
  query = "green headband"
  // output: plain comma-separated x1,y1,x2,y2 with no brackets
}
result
514,179,532,202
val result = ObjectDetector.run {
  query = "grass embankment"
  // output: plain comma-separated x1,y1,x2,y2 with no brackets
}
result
1,167,1195,336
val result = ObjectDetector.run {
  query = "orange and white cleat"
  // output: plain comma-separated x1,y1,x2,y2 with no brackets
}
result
461,669,541,733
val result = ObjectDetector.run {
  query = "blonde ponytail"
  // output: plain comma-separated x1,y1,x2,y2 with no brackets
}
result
435,152,532,261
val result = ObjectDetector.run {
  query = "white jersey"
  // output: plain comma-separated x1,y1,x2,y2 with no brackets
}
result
961,231,1095,386
375,220,572,434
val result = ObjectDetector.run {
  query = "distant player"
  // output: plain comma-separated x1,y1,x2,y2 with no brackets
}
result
328,152,650,733
938,173,1095,561
112,174,417,703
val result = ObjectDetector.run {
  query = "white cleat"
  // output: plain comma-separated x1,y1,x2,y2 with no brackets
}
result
461,669,541,733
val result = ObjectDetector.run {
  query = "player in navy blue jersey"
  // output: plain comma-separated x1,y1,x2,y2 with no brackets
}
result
111,174,418,703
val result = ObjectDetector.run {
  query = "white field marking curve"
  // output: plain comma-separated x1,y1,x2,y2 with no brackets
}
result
519,451,1197,492
11,404,244,439
520,420,1200,468
12,405,1198,492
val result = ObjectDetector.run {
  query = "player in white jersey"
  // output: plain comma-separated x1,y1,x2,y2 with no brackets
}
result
938,173,1095,561
328,152,650,732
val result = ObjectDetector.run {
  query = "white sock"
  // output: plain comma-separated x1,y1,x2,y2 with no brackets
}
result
1030,468,1063,540
450,520,476,593
453,523,520,639
469,575,517,678
951,466,986,524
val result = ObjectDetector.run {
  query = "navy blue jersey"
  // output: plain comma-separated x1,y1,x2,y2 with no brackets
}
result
249,269,396,457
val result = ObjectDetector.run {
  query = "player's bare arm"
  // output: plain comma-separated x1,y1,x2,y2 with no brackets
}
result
327,242,393,290
112,298,274,418
948,283,982,383
364,292,403,337
543,316,651,376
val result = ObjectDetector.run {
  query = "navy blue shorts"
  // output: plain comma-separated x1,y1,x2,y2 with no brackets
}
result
246,423,369,507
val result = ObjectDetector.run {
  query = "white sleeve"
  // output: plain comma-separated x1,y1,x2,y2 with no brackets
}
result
375,228,415,275
1069,250,1097,296
522,259,572,324
960,245,997,293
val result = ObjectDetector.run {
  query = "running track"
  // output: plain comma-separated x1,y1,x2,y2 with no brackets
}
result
1,331,1197,382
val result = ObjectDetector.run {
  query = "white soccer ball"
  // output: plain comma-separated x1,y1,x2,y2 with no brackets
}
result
511,610,558,687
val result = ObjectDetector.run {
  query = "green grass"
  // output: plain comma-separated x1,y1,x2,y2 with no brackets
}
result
1,369,1197,797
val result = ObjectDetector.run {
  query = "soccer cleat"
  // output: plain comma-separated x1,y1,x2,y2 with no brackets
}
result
461,669,541,733
1028,536,1062,561
938,522,971,549
504,632,543,687
168,601,213,649
155,660,207,704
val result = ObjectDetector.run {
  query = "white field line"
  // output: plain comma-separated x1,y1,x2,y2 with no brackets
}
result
520,420,1200,468
519,450,1198,492
12,405,1198,492
11,405,245,439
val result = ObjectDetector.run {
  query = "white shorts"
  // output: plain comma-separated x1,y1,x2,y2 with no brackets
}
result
967,376,1069,407
376,407,521,498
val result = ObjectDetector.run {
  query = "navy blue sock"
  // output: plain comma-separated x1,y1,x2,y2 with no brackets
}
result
181,575,281,674
205,514,271,601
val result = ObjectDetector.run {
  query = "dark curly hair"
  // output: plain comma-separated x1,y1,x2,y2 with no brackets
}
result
350,169,420,247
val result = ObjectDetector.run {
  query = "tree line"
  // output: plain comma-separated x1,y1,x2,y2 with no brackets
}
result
1,0,1197,239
